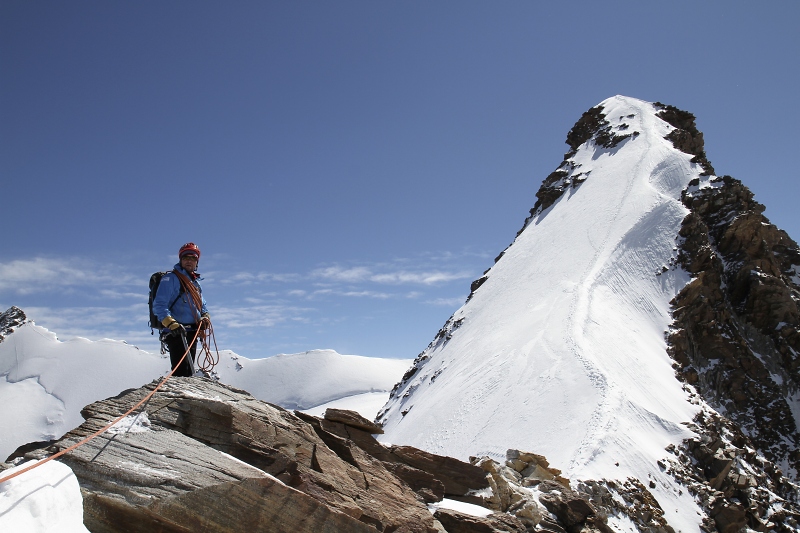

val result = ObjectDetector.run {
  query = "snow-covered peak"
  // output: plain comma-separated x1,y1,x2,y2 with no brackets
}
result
378,96,711,529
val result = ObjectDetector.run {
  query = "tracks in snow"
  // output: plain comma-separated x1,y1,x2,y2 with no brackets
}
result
563,113,656,473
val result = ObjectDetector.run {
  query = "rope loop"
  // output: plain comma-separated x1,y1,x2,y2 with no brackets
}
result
174,270,220,373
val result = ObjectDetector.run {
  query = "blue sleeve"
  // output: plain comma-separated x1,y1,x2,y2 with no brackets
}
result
153,273,180,324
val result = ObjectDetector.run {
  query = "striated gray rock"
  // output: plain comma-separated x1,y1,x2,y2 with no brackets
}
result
24,378,440,533
296,409,479,504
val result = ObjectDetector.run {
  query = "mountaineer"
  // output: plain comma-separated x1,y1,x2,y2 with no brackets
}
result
152,242,211,377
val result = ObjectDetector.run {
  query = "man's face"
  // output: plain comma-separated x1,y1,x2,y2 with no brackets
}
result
180,254,199,272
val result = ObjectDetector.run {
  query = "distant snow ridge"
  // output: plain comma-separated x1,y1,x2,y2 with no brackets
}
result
377,95,800,530
0,307,411,462
215,349,412,411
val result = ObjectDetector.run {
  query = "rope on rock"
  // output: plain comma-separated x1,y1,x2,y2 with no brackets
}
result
0,326,203,486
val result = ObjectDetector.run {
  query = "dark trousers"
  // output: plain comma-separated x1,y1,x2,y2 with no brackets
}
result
163,328,198,377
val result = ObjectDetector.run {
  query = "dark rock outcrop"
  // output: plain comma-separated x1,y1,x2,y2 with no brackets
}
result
654,102,715,175
669,173,800,474
658,105,800,530
658,410,800,533
0,306,26,342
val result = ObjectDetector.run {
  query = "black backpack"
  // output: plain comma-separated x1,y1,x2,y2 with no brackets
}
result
148,271,183,331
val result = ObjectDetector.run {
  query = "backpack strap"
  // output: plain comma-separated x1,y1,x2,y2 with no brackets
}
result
166,269,185,315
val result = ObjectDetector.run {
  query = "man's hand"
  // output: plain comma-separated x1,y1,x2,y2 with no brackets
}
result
200,312,211,329
162,316,185,333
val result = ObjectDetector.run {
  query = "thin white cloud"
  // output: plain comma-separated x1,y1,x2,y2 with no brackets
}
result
299,288,393,300
216,271,302,285
426,297,467,307
99,289,143,299
312,266,372,282
369,270,472,285
211,304,313,329
312,263,473,287
339,290,392,299
0,257,139,295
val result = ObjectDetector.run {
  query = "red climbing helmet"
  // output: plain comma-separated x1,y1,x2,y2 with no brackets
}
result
179,242,201,260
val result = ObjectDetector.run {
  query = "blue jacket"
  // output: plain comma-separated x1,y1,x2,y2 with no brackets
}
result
153,264,209,326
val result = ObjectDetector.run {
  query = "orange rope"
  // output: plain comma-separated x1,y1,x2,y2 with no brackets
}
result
0,327,203,486
174,270,219,373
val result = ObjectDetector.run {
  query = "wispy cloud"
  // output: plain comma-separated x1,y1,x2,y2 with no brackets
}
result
312,266,372,283
198,251,485,292
0,257,138,294
312,264,472,286
211,304,314,329
338,290,392,299
216,271,302,285
99,289,144,299
369,270,472,285
426,297,467,307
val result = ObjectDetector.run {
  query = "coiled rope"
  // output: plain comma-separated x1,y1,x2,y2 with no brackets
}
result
0,325,204,486
174,269,220,373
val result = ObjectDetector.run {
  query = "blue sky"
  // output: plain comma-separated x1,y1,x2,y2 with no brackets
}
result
2,1,798,359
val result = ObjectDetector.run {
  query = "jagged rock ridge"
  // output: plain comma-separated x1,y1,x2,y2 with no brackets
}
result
669,171,800,473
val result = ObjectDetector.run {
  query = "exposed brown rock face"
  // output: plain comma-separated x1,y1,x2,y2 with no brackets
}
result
658,102,800,530
324,408,384,434
669,173,800,474
433,508,527,533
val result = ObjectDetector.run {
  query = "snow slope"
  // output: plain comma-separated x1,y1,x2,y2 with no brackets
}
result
0,460,88,533
378,96,706,529
0,320,410,462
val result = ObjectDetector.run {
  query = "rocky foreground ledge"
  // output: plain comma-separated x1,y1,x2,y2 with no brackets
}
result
5,378,799,532
4,378,614,533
